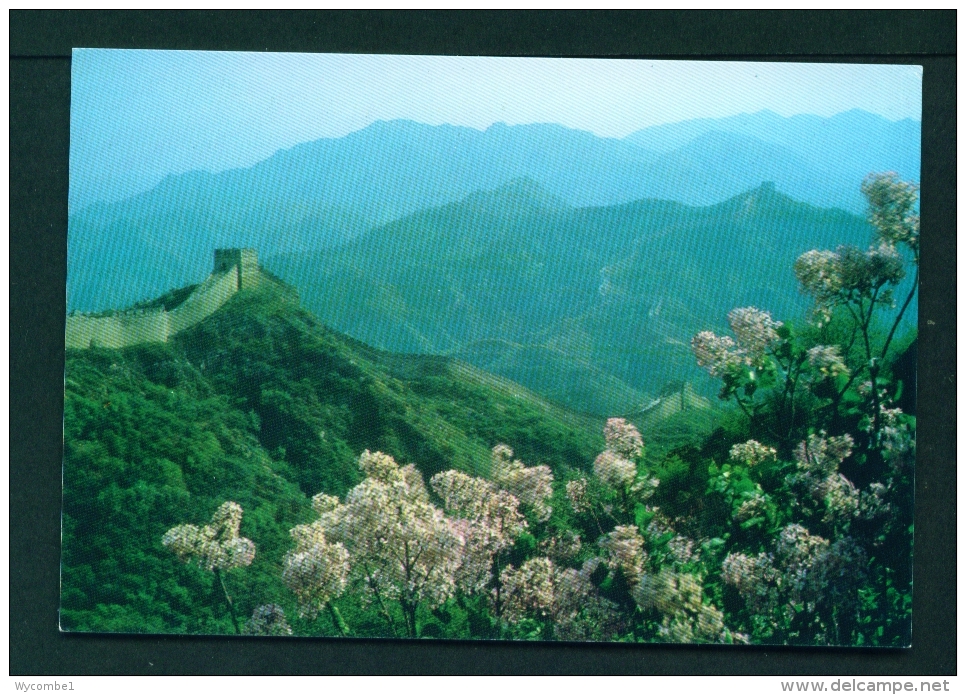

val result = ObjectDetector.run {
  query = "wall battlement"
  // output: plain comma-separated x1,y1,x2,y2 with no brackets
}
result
66,249,259,350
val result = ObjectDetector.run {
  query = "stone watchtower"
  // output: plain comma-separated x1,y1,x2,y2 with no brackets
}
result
213,248,260,289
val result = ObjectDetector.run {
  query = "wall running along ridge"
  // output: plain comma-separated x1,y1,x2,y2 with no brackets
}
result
65,249,259,350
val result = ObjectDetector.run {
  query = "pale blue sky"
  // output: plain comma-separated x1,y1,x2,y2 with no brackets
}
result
70,50,922,208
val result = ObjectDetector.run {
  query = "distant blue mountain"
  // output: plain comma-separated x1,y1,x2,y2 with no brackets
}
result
625,109,920,209
266,179,896,415
68,111,920,312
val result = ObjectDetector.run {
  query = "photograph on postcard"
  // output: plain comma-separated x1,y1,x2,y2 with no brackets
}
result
62,51,920,645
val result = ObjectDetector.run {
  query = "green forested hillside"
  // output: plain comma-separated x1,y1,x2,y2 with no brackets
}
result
267,180,880,415
61,276,605,634
61,174,917,646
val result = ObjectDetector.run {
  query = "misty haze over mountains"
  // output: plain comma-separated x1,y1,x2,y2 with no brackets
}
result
68,109,919,315
268,178,885,415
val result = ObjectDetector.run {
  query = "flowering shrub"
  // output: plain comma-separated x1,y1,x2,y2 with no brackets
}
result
603,417,644,459
593,450,637,489
633,568,732,644
162,501,256,633
244,604,293,636
154,174,914,646
686,173,917,645
430,468,526,595
282,519,349,622
490,445,554,522
163,501,256,572
311,450,464,637
499,556,623,641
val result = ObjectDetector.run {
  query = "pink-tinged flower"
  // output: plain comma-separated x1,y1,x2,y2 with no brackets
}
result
314,451,463,612
794,250,843,303
721,552,780,614
490,445,554,521
820,474,860,525
667,535,696,565
838,244,905,293
357,449,402,484
603,418,644,459
500,557,556,621
430,469,527,593
691,331,745,377
565,478,590,514
775,524,830,602
795,432,854,477
632,568,728,644
162,501,256,572
807,345,850,379
797,243,905,308
599,525,647,584
244,604,293,636
861,172,920,253
727,307,782,359
282,531,350,619
729,440,777,467
594,450,636,489
734,493,771,523
499,557,624,641
540,530,582,564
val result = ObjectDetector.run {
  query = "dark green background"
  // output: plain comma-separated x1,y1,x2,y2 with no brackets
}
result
11,9,956,675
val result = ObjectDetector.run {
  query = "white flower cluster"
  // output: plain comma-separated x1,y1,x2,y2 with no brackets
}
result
791,433,866,527
794,250,844,305
775,524,831,611
499,556,623,641
645,511,674,539
490,445,554,521
858,482,893,521
500,556,556,621
795,244,905,307
630,474,660,501
820,474,860,526
314,451,464,612
724,524,868,635
734,493,772,523
539,530,582,564
591,418,646,492
633,568,729,644
162,501,256,572
806,345,850,379
795,432,854,478
691,307,782,377
690,331,744,377
842,244,905,293
599,525,647,584
728,307,782,360
721,551,780,614
565,478,590,514
666,535,697,566
861,172,920,253
243,604,293,636
282,517,350,619
593,450,637,489
862,402,915,472
430,469,526,593
729,439,777,467
785,532,867,624
603,418,644,459
811,536,868,607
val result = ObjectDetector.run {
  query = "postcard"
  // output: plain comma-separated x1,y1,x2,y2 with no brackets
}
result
62,51,920,645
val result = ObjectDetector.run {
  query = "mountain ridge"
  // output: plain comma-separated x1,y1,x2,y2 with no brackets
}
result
266,179,883,416
68,110,919,312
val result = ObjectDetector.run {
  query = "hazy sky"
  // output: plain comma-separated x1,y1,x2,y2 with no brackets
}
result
70,50,923,207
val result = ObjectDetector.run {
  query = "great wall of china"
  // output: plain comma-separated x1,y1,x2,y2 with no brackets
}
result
65,248,260,350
